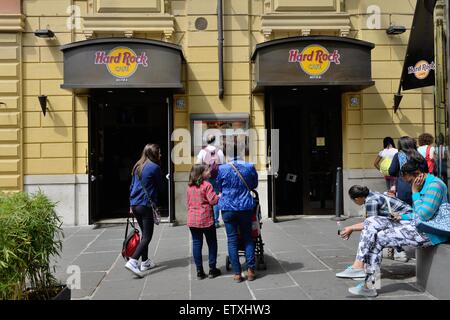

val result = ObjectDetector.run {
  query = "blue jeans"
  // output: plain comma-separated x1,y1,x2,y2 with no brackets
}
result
222,210,255,274
189,225,218,270
214,205,220,225
209,177,220,226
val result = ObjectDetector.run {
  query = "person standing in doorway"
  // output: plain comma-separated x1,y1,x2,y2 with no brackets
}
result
417,133,436,175
126,144,163,277
196,134,225,228
374,137,398,191
217,139,258,282
186,164,222,280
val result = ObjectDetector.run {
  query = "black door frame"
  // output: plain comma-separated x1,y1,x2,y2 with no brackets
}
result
265,87,343,221
88,89,175,224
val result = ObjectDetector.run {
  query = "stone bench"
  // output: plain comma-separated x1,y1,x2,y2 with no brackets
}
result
416,243,450,299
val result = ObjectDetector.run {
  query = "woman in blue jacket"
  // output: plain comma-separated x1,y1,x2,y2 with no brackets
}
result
125,144,163,277
216,141,258,283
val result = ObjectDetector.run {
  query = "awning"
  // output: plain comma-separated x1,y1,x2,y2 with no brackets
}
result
60,38,185,93
394,0,437,111
251,36,375,92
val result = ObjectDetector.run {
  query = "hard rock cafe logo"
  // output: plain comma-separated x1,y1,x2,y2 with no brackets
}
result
288,45,341,79
408,60,435,80
95,47,149,80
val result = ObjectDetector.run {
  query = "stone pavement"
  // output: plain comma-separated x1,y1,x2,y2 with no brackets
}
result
52,217,437,300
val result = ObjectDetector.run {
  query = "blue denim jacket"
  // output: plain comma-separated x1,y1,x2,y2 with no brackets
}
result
216,159,258,212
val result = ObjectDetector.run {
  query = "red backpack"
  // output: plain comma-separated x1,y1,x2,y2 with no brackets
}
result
425,145,435,174
203,147,220,178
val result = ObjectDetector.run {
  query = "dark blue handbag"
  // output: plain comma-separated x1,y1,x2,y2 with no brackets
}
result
416,202,450,236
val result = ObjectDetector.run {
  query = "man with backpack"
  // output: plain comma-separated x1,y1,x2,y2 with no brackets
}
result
196,134,224,228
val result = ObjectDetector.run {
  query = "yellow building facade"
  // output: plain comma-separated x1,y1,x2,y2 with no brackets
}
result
0,0,442,225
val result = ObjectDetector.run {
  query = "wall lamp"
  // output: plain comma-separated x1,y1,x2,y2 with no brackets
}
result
34,29,55,38
38,95,48,116
386,25,406,35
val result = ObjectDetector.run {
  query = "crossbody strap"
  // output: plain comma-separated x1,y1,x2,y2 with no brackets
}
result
230,162,251,192
382,195,393,215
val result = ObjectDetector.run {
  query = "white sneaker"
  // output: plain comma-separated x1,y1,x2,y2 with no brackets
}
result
348,282,378,297
336,266,366,279
394,250,409,262
125,259,144,278
140,259,156,272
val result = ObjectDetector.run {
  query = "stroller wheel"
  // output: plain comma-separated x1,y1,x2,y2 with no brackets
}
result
225,256,231,271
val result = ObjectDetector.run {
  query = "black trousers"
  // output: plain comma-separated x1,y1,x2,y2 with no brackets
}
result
131,205,154,261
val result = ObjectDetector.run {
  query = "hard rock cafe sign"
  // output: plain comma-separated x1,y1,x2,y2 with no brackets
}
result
94,47,149,81
288,44,341,79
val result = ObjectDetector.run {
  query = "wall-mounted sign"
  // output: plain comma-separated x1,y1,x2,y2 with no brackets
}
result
61,38,184,91
316,137,326,147
95,47,149,81
251,36,375,92
407,60,435,80
175,97,186,110
349,96,360,108
399,0,437,91
288,45,341,79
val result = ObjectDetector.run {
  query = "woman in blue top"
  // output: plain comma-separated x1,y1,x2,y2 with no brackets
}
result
125,144,163,277
216,140,258,283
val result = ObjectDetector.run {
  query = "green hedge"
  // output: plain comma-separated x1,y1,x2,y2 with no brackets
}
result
0,191,63,300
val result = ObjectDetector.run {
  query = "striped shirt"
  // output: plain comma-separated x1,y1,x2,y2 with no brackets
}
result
410,174,448,222
402,174,449,245
364,191,412,218
186,181,219,228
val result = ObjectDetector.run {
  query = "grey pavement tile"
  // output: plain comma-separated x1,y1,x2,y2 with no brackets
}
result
253,286,310,300
318,256,358,271
376,280,423,297
190,276,253,300
290,270,359,300
61,235,98,255
92,279,145,300
84,239,123,253
141,270,189,296
273,250,328,272
375,294,433,300
141,292,189,300
307,247,355,259
71,252,119,272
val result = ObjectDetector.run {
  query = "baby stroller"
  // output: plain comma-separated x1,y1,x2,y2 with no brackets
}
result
225,190,267,271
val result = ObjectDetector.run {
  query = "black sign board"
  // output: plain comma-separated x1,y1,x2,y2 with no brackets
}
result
400,0,437,91
251,36,375,91
60,38,184,91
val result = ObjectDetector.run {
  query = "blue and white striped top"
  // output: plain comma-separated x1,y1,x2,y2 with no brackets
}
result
401,174,449,245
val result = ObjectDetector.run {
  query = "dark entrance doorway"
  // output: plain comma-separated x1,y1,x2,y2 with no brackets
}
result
268,87,343,216
88,89,173,223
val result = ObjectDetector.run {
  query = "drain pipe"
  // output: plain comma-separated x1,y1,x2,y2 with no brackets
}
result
218,0,224,99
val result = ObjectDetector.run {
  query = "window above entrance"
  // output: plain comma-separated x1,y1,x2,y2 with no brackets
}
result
82,0,174,40
261,0,351,40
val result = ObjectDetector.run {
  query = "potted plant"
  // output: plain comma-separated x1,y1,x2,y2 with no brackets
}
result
0,190,69,300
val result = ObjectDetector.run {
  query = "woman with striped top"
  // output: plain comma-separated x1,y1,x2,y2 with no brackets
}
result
347,156,448,297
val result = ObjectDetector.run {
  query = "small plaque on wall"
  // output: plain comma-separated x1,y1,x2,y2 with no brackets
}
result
349,96,360,108
175,98,186,110
316,137,326,147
